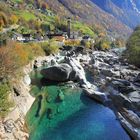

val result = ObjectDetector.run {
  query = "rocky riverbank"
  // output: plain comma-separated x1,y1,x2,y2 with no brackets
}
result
0,48,140,140
0,55,61,140
85,50,140,140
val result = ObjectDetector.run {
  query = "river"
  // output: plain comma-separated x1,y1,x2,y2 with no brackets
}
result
26,67,131,140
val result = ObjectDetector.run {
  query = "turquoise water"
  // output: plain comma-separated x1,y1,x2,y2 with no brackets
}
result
26,69,131,140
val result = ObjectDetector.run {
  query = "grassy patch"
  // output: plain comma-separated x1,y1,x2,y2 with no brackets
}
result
11,0,23,3
72,21,95,37
16,10,36,21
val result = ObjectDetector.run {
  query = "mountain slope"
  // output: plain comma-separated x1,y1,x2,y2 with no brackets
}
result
45,0,132,38
91,0,140,28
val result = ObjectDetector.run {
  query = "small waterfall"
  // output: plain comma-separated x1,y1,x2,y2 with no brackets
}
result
67,57,92,88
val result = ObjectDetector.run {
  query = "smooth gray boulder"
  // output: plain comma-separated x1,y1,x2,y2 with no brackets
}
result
122,109,140,128
111,79,135,94
84,88,107,103
109,93,133,110
41,63,72,82
128,91,140,110
118,113,140,140
101,69,113,77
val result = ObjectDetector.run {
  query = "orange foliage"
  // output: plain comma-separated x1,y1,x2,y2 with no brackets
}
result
64,39,81,46
0,44,17,79
0,41,44,79
10,15,18,24
41,2,49,10
13,43,29,66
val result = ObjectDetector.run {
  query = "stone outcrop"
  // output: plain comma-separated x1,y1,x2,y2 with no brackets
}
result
86,50,140,140
41,63,72,82
83,87,107,104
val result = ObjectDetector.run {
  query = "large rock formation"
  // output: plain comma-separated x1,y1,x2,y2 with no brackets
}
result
86,50,140,140
41,63,72,82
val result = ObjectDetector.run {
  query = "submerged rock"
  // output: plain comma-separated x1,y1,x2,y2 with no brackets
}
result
58,90,65,101
47,108,54,119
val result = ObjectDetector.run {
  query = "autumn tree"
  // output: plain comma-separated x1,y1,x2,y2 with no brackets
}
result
41,2,48,11
0,43,17,80
94,38,111,51
10,15,18,25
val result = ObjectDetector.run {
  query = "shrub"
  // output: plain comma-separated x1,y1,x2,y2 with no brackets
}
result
0,83,14,118
64,39,81,46
94,38,111,51
81,40,92,49
41,40,60,55
10,15,19,25
41,23,50,32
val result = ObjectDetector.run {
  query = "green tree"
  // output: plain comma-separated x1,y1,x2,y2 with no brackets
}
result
124,26,140,67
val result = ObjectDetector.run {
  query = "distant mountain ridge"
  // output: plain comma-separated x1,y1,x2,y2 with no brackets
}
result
91,0,140,28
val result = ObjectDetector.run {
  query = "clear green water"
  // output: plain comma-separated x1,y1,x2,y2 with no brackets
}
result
26,69,131,140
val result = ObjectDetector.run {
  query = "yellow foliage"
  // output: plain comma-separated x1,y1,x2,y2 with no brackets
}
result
13,43,29,66
98,32,106,38
41,40,60,55
64,39,81,46
10,15,18,24
101,42,110,50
